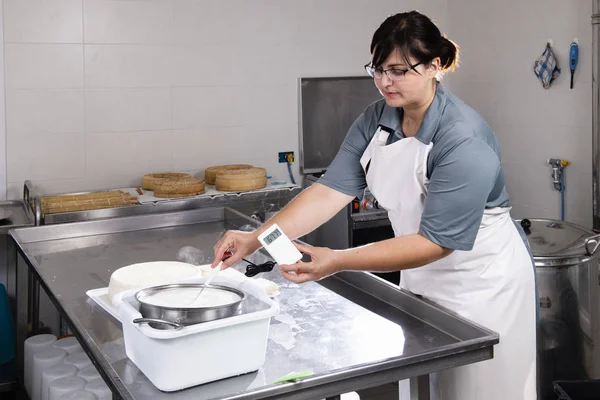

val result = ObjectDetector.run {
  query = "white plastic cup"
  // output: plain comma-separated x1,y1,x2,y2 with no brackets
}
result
52,337,82,355
32,348,67,400
85,379,111,400
77,364,101,383
48,377,86,400
57,390,97,400
63,352,91,370
24,334,57,396
41,364,78,400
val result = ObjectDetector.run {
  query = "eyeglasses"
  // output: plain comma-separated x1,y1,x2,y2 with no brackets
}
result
364,61,424,81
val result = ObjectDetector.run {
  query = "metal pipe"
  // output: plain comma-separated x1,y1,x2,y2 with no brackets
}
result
592,0,600,230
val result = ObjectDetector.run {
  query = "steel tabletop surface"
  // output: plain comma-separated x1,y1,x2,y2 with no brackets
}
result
10,207,498,400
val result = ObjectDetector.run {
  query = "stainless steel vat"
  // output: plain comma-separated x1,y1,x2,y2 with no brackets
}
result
520,218,600,400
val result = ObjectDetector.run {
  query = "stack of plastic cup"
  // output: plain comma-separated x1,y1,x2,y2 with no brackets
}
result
85,379,111,400
32,347,67,400
57,391,97,400
63,352,91,370
77,364,101,383
41,364,78,400
52,337,82,355
24,334,57,396
48,376,87,400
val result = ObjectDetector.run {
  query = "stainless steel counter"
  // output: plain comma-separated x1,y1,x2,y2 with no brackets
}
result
10,207,498,400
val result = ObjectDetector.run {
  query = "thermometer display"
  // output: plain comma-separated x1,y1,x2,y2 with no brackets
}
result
257,223,302,265
263,228,282,245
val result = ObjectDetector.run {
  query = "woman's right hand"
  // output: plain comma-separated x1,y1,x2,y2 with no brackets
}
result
212,230,261,269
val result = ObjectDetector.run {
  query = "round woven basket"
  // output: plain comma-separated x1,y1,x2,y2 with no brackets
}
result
215,167,267,192
142,173,192,190
204,164,253,185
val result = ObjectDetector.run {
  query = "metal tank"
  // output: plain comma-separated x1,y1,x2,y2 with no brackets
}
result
519,218,600,400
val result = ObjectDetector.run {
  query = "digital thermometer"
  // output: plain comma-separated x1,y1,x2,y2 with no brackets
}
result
257,223,303,265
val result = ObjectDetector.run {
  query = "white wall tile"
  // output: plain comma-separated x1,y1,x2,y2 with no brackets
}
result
240,124,300,182
6,183,22,200
171,127,246,172
5,44,84,89
7,134,85,182
84,0,171,44
86,88,171,133
86,131,174,176
564,171,592,226
4,0,83,43
85,45,170,88
170,0,246,45
6,90,85,135
236,0,301,45
172,86,243,129
242,85,297,127
169,45,244,87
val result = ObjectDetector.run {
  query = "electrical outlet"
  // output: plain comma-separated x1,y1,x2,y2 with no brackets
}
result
278,151,294,163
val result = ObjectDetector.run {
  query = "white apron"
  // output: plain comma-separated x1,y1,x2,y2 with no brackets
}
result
359,127,537,400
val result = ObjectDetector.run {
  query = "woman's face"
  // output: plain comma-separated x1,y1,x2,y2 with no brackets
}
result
372,50,439,109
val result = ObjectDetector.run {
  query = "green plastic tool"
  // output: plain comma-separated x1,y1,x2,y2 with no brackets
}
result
273,371,314,384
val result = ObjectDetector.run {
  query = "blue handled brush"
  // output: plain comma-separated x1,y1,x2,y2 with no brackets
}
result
570,39,579,89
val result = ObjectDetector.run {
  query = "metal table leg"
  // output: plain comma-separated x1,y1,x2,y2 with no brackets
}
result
31,275,40,334
16,253,29,384
410,375,430,400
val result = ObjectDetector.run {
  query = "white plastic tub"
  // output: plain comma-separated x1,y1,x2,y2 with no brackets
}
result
115,277,279,392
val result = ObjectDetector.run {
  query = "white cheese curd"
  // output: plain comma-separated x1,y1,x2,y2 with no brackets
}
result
108,261,200,300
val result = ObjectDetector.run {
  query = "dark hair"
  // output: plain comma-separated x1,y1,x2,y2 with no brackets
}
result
370,11,459,75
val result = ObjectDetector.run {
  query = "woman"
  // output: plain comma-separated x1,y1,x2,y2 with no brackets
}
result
213,11,536,400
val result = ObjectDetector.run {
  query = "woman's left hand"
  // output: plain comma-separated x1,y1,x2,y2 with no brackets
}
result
279,242,340,284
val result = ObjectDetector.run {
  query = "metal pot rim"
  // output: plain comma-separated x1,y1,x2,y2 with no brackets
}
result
135,283,246,311
533,255,593,267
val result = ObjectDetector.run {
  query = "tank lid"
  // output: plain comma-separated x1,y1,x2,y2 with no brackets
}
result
519,218,597,266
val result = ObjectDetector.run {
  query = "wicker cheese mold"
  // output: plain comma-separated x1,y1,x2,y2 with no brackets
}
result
41,190,138,214
142,173,192,190
204,165,253,185
153,177,206,198
214,167,267,192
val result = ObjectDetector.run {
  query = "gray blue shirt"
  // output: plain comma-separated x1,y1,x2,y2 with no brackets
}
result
318,83,510,251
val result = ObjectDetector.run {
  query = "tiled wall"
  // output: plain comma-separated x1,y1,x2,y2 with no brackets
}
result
3,0,447,199
446,0,593,228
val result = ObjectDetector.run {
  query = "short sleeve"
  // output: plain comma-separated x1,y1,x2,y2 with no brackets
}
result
419,138,501,251
317,111,373,198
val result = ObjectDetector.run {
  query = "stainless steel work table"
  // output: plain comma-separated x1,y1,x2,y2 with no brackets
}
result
10,207,498,400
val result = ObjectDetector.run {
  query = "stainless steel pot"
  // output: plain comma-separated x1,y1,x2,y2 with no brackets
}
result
519,218,600,400
132,283,245,330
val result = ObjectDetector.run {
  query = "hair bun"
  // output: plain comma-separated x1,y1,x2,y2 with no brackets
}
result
439,36,459,72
